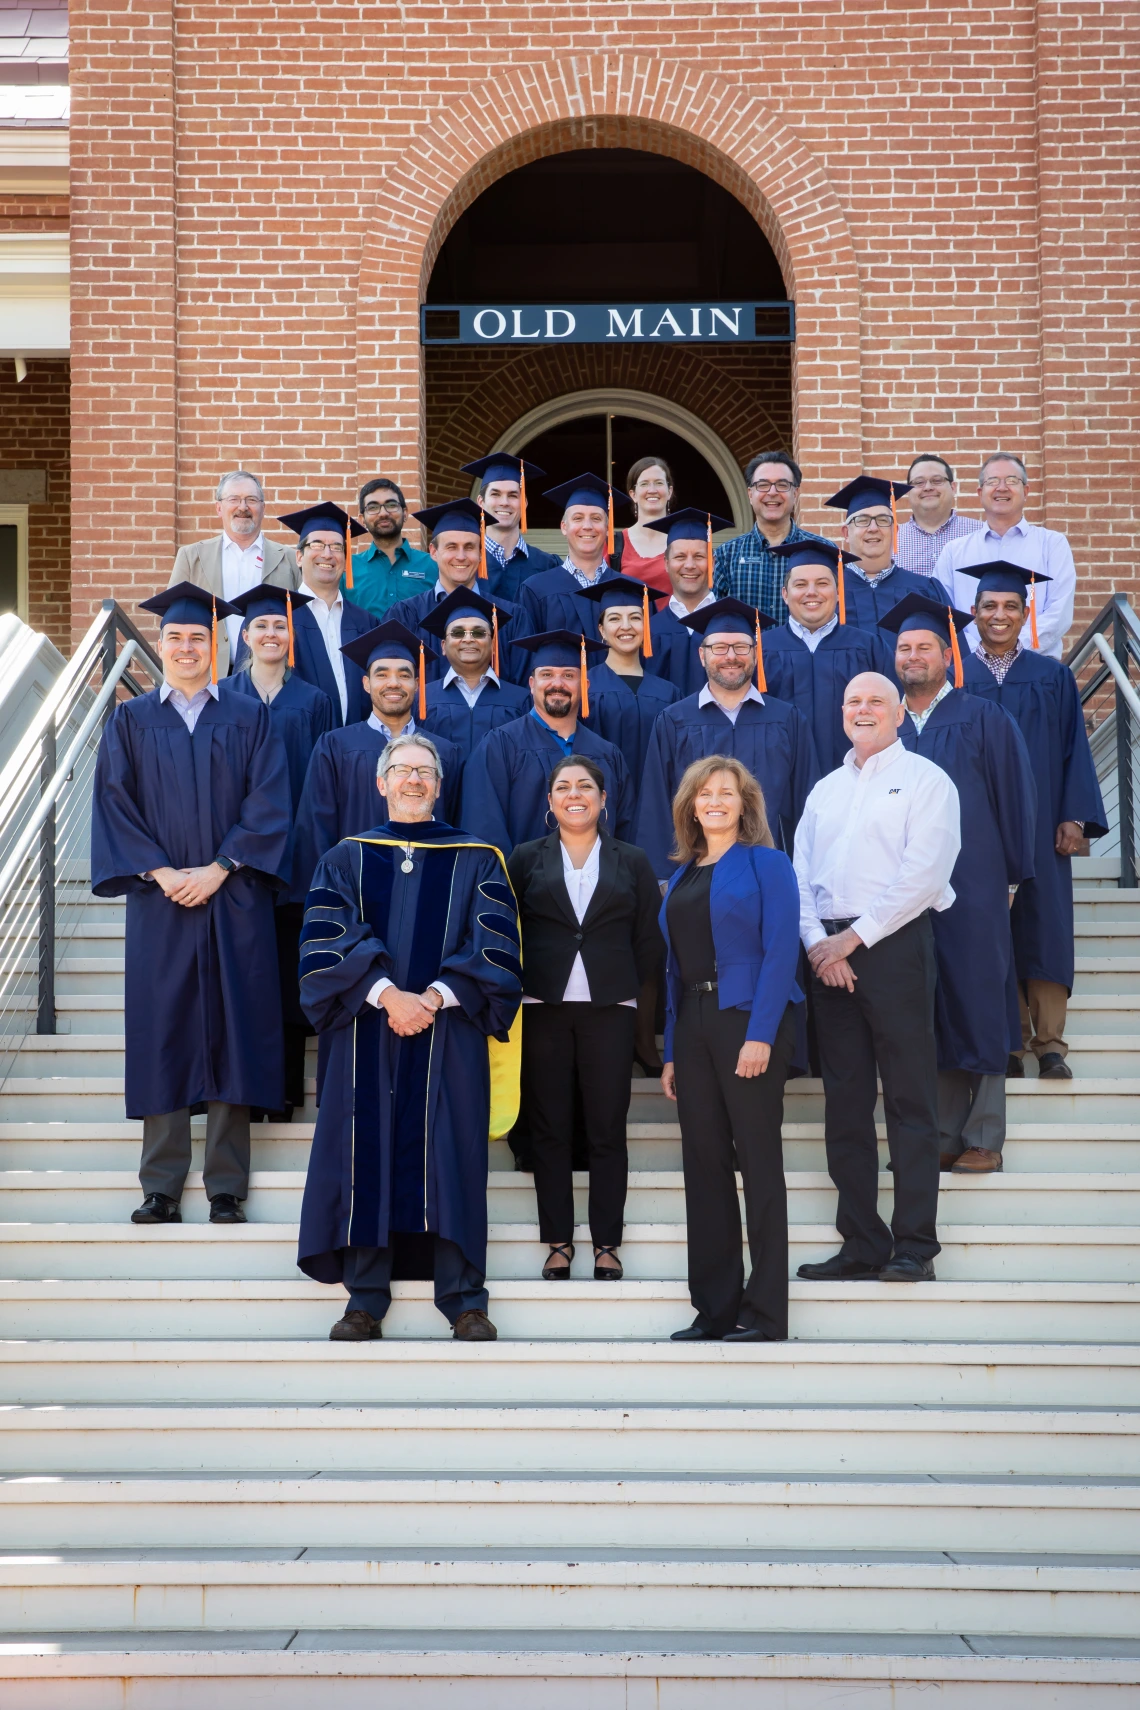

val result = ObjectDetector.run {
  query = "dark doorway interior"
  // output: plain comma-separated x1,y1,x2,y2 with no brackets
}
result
516,415,733,530
427,148,784,304
0,525,18,616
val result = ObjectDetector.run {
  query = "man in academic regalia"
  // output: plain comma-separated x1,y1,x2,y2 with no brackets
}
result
292,621,464,902
90,583,293,1225
235,501,375,726
221,584,335,1115
959,562,1108,1080
637,598,822,880
885,592,1038,1175
764,540,897,773
823,477,952,631
514,473,630,645
579,574,679,786
298,732,522,1341
641,508,730,698
460,454,559,604
460,630,635,857
420,585,531,764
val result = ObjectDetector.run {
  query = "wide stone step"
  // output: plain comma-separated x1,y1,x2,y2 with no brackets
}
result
3,1278,1137,1343
2,1402,1134,1477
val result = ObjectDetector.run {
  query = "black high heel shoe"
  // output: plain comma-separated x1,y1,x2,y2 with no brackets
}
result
593,1245,623,1281
542,1242,574,1280
633,1052,665,1077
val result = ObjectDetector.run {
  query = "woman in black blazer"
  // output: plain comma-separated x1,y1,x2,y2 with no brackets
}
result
507,755,663,1282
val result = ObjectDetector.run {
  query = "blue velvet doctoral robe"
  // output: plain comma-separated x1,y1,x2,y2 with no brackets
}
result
583,662,679,785
220,669,335,816
637,695,822,879
460,712,636,856
297,822,522,1281
761,623,897,775
901,689,1037,1075
422,675,531,765
962,650,1108,990
485,541,560,605
844,567,952,632
291,721,464,899
89,688,293,1117
235,598,375,726
384,587,527,685
643,606,706,698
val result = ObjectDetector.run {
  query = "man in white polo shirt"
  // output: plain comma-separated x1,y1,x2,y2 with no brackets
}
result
793,671,961,1283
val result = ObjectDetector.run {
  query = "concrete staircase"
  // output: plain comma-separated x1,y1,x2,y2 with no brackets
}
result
1,858,1138,1706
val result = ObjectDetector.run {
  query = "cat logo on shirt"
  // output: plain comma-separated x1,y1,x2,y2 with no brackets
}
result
888,788,902,795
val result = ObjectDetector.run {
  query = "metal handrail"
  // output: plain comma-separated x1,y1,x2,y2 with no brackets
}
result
1064,592,1140,888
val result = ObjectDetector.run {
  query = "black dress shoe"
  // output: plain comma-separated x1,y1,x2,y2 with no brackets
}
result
670,1321,722,1341
208,1194,247,1224
131,1193,182,1225
797,1252,882,1281
330,1308,383,1341
722,1324,786,1343
1006,1053,1026,1078
879,1253,936,1281
1038,1051,1073,1080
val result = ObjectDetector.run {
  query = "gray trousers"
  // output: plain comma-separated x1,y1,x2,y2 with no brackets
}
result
937,1072,1006,1155
140,1103,250,1201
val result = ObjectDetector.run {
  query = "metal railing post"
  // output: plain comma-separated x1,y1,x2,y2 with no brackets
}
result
101,603,119,729
1114,599,1137,890
36,722,56,1034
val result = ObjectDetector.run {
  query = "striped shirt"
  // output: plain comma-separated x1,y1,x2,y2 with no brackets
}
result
896,512,983,578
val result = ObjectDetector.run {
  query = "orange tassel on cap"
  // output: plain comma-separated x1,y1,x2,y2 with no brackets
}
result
580,633,590,718
1029,574,1040,649
519,468,528,535
706,512,714,589
492,606,500,677
286,589,295,668
478,506,488,579
642,582,653,657
890,486,899,560
210,596,218,685
948,609,964,689
755,615,767,694
837,550,847,625
344,525,354,591
418,642,427,722
606,487,615,559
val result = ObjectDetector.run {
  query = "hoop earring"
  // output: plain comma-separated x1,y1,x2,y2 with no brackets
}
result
544,810,557,830
600,805,609,825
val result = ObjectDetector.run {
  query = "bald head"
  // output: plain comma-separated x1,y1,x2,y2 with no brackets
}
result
842,671,904,764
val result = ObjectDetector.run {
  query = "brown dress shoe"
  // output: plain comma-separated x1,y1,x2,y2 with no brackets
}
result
453,1309,497,1341
329,1308,383,1341
951,1148,1003,1173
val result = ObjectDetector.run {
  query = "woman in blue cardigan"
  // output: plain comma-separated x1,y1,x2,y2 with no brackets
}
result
660,754,803,1342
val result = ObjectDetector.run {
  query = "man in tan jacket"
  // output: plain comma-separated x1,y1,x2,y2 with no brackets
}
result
168,470,299,675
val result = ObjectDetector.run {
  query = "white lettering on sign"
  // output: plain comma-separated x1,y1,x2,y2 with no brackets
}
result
545,309,576,338
511,309,542,339
690,307,702,335
607,308,643,338
473,309,507,339
709,307,742,335
649,309,684,338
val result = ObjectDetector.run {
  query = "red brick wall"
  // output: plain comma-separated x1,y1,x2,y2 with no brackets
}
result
0,359,71,649
65,2,1138,647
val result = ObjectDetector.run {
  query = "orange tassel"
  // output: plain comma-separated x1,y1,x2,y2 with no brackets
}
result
642,582,653,658
519,469,528,535
1029,575,1040,649
837,551,847,625
478,507,488,579
286,589,295,668
755,616,767,694
606,488,615,559
345,527,354,591
948,609,964,689
418,642,426,721
890,487,899,560
580,633,590,718
706,512,714,589
210,596,218,685
492,606,500,677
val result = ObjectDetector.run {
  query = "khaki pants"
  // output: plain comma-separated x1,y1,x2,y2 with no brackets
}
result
1016,980,1068,1060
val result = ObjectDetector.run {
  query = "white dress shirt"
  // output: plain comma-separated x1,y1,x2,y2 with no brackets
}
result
934,517,1077,660
789,613,838,653
299,581,348,720
522,837,637,1008
443,665,499,707
793,738,960,951
698,682,764,726
668,591,716,621
220,532,267,657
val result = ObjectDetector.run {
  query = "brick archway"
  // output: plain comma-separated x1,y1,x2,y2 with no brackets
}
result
357,56,862,526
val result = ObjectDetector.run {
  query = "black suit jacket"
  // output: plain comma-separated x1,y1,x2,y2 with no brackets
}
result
507,830,663,1006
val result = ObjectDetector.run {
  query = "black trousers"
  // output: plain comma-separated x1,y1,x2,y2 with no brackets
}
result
522,1002,634,1248
811,912,941,1266
342,1238,487,1325
673,996,796,1339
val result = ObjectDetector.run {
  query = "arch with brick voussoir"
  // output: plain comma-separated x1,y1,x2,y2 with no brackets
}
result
355,56,863,529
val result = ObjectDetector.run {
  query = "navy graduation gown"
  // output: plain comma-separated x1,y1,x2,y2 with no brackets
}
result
90,688,293,1117
962,650,1107,990
422,674,531,765
235,598,375,727
485,541,560,605
514,565,620,647
384,586,527,686
844,567,952,632
901,689,1038,1075
643,606,706,698
460,713,635,856
291,722,465,899
637,695,821,879
583,662,680,785
297,822,522,1281
761,622,897,774
220,669,335,817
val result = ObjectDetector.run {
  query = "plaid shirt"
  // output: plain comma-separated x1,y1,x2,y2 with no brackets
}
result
713,522,832,624
975,640,1023,685
896,512,983,578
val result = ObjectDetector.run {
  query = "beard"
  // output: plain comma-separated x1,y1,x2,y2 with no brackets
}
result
541,691,574,717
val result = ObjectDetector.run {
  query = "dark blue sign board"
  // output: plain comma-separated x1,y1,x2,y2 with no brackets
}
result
420,301,795,346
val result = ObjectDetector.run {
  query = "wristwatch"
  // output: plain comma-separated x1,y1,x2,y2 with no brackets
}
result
215,855,238,874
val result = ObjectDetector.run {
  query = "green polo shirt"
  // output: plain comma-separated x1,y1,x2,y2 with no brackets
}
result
343,539,436,619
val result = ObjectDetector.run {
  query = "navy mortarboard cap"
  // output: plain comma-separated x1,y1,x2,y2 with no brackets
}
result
959,560,1052,598
542,472,632,516
823,476,913,517
140,582,240,629
228,583,314,622
410,498,484,538
643,506,734,547
772,540,859,575
515,629,607,670
578,573,662,658
877,591,974,645
277,501,367,544
341,620,438,674
680,598,774,639
461,454,545,488
420,584,517,675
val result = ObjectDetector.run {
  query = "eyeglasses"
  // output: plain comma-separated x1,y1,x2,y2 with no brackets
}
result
847,513,894,530
980,473,1026,489
748,479,797,494
703,642,755,658
446,626,491,641
303,540,346,555
363,500,404,516
910,475,951,489
386,764,437,781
